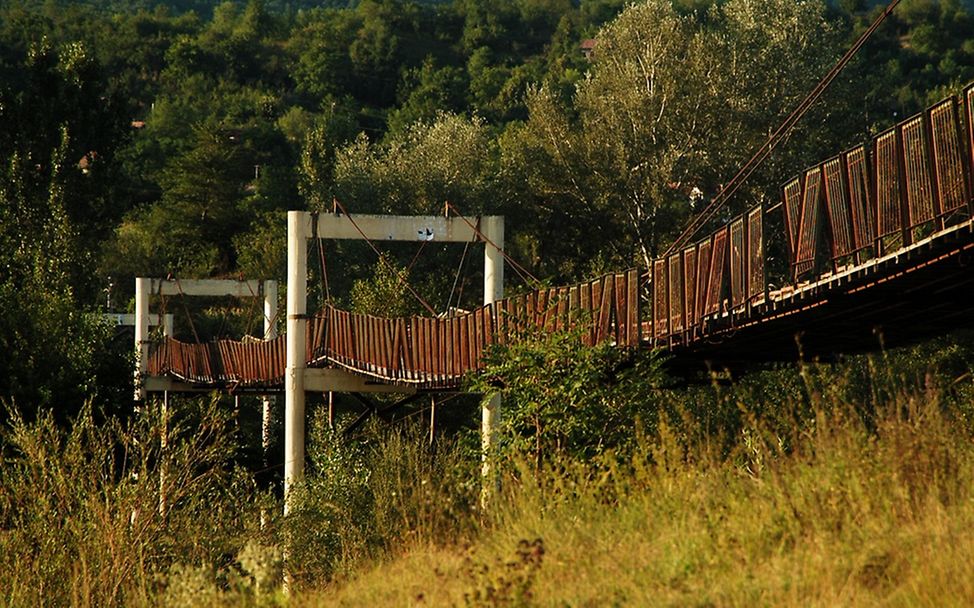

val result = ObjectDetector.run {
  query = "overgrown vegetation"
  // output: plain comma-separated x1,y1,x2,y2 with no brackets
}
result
0,398,275,606
3,327,974,605
308,334,974,606
3,0,974,604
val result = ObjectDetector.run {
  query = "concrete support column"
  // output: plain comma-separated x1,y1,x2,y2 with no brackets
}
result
482,216,505,305
159,391,169,517
284,213,307,516
262,280,278,473
134,277,150,401
479,217,504,508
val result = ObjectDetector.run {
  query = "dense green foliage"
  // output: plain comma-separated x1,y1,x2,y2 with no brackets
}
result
471,322,669,465
2,0,974,600
2,0,973,414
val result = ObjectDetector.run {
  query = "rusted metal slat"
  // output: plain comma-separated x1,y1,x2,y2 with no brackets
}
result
438,317,448,384
473,308,484,369
794,167,823,280
668,254,684,334
966,84,974,206
875,127,905,246
901,114,938,228
451,316,460,379
578,282,591,344
627,269,640,347
846,145,875,254
534,289,547,331
554,287,568,332
466,314,476,373
783,177,803,263
747,207,765,302
730,217,746,308
597,274,614,343
614,273,627,345
695,238,712,324
590,277,603,345
706,227,729,316
413,317,423,378
653,258,667,340
423,317,433,375
822,156,855,260
929,98,969,215
683,248,697,332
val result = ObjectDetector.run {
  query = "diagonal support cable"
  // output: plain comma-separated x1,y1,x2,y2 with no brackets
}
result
445,201,543,289
332,199,438,316
665,0,902,257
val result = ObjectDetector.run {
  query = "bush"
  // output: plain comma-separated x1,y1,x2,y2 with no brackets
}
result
470,322,670,468
284,410,478,588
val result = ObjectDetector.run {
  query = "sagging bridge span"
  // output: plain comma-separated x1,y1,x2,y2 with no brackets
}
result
142,84,974,393
135,84,974,507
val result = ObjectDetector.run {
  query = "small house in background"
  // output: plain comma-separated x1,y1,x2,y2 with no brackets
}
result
580,39,596,60
78,151,98,175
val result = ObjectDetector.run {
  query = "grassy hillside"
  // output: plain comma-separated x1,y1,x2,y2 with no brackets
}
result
5,341,974,606
302,383,974,606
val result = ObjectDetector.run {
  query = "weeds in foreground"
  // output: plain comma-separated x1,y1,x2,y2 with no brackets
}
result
5,335,974,606
317,348,974,606
0,398,278,607
284,411,479,589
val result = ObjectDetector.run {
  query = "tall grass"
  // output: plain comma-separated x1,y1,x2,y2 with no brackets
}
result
4,342,974,606
284,409,479,589
313,355,974,606
0,398,277,607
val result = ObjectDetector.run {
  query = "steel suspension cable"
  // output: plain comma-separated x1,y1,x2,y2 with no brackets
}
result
446,240,470,312
665,0,902,257
174,278,202,344
444,201,543,289
313,213,331,304
332,199,438,316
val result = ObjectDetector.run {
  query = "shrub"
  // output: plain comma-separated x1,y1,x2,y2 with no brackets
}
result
469,322,670,468
284,411,478,588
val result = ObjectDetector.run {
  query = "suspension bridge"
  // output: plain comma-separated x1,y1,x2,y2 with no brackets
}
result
141,84,974,391
133,82,974,510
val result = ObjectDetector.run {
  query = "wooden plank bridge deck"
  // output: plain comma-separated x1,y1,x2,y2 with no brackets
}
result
144,84,974,392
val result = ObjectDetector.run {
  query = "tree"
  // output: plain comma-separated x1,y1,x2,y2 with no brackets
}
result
387,57,468,135
506,0,858,276
332,112,500,215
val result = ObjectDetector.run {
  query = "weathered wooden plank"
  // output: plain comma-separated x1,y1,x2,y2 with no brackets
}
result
598,273,614,343
683,248,697,331
615,273,627,344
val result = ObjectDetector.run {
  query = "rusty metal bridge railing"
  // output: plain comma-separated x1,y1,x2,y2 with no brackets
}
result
146,83,974,389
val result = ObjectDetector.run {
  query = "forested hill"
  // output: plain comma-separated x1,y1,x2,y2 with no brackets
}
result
7,0,453,17
1,0,973,416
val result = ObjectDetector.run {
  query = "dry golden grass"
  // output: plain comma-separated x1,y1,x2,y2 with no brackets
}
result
304,392,974,607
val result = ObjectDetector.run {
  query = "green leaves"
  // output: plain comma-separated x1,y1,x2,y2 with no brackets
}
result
508,0,852,274
333,112,499,215
470,319,669,465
